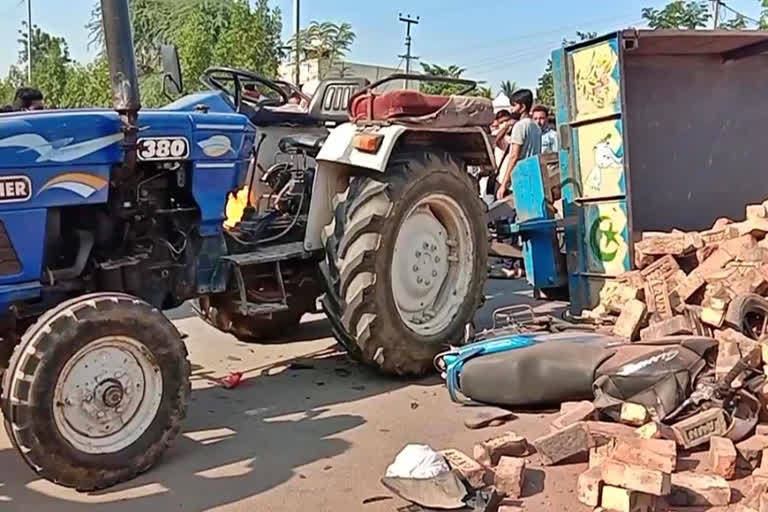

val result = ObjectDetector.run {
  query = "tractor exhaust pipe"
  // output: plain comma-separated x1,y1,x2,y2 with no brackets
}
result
100,0,141,173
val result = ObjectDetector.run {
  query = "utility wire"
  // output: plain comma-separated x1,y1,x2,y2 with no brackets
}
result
466,19,644,75
718,1,762,25
435,12,644,58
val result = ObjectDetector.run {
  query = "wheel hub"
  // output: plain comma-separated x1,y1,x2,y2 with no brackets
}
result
393,207,450,318
391,194,475,336
99,380,125,408
53,336,162,454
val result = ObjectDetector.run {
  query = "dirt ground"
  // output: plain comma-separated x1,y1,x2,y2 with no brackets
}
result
0,281,595,512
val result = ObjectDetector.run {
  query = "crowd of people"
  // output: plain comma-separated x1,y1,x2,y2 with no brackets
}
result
483,89,560,279
490,89,558,201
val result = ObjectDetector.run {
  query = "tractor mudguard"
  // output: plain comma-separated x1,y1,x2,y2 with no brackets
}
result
437,332,620,406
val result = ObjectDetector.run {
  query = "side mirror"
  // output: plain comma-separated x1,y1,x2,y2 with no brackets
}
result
161,44,183,97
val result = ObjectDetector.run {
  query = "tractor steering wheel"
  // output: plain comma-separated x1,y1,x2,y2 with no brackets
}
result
202,67,289,113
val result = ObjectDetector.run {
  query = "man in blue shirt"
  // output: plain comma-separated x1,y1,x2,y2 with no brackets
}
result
532,105,558,154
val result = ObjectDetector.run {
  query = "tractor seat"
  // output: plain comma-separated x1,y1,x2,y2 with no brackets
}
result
350,89,493,127
278,133,327,156
350,90,450,120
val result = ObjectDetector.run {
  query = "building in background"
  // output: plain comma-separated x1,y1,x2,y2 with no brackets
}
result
278,58,406,92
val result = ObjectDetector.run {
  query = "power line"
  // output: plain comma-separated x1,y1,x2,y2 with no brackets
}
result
436,12,644,58
466,19,645,75
718,1,762,25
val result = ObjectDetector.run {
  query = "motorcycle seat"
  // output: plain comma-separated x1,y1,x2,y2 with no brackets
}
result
457,334,619,407
278,133,327,156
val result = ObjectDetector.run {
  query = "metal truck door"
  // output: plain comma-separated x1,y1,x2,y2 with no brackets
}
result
554,33,630,314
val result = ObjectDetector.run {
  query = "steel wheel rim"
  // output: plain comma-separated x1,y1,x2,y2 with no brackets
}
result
52,336,163,454
391,193,475,336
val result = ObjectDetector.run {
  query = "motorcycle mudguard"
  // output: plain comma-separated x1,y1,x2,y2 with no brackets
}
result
447,332,619,407
593,336,718,421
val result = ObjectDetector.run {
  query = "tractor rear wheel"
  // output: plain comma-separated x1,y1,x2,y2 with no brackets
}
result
197,295,310,342
321,151,488,376
196,278,320,343
1,293,190,491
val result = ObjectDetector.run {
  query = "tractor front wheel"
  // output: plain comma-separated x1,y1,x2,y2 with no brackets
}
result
1,293,190,491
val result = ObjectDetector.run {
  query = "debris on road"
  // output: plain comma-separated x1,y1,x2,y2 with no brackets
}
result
414,204,768,510
473,431,529,466
533,422,590,466
438,449,490,489
584,205,768,347
219,371,244,389
382,444,467,509
464,407,517,430
492,456,526,499
708,436,738,480
669,471,731,506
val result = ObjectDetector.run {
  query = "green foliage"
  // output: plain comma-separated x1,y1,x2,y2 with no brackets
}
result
419,63,469,96
763,0,768,28
499,80,516,99
472,86,493,99
641,1,711,29
288,21,356,79
720,13,749,29
0,0,285,109
535,60,554,108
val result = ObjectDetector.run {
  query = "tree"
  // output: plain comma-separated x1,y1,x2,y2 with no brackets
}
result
720,13,749,29
535,32,596,108
288,21,356,79
1,0,283,109
419,63,467,96
535,60,554,108
87,0,236,74
499,80,516,99
641,1,711,29
5,23,73,107
763,0,768,28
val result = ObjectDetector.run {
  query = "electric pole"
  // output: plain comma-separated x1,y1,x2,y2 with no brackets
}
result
27,0,32,84
712,0,720,29
293,0,301,86
398,13,419,89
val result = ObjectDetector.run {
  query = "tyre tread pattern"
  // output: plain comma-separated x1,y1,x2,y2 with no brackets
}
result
321,151,488,375
1,292,191,491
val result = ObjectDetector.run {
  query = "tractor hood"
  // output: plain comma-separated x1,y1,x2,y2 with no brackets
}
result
0,107,253,169
0,108,254,212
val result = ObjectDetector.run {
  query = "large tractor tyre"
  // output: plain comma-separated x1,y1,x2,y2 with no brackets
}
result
1,293,190,491
196,286,317,343
322,151,488,376
197,296,308,343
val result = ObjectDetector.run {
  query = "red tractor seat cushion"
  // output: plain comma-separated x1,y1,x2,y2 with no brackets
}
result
350,90,450,121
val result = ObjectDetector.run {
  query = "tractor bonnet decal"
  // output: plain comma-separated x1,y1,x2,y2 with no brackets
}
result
198,135,232,157
0,132,124,163
38,172,109,198
0,176,31,202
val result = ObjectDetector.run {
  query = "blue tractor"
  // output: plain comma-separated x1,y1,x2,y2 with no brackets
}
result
0,0,495,490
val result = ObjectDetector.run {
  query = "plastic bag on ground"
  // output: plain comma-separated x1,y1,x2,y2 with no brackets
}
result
385,444,450,479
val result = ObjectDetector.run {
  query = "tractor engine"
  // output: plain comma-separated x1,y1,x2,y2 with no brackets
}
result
44,159,199,310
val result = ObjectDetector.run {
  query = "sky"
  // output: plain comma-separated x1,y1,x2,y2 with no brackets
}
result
0,0,764,94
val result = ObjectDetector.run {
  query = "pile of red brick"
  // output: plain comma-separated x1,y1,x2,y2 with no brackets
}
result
439,402,768,511
585,202,768,347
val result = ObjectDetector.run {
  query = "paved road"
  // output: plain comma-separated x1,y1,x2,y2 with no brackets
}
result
0,280,578,512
